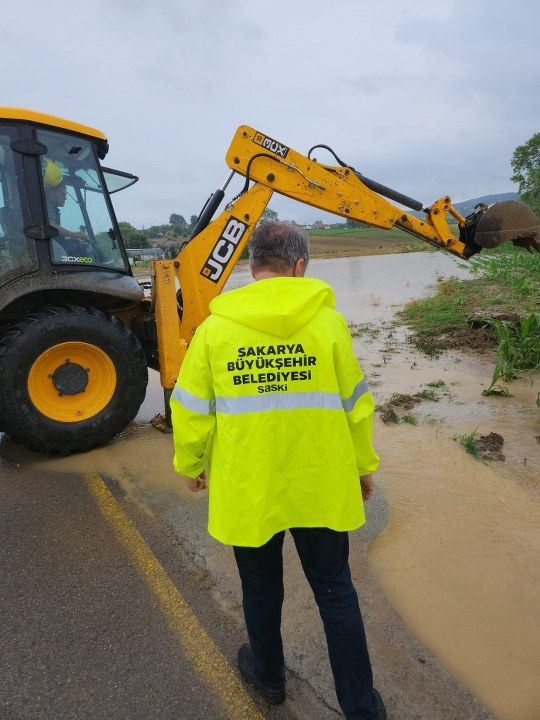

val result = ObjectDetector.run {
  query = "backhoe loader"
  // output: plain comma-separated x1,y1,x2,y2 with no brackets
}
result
0,107,538,454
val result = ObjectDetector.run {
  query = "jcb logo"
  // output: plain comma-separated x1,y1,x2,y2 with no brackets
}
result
200,217,248,283
253,132,289,159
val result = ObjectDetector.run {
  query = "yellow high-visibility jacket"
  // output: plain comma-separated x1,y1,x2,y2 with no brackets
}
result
171,276,379,547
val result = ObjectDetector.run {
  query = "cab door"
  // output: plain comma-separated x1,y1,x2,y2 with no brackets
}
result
0,128,38,286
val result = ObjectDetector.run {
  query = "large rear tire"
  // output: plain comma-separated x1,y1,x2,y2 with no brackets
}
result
0,304,148,454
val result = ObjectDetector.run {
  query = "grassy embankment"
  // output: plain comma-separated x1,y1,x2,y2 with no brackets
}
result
132,260,152,274
131,227,435,274
307,226,430,258
400,243,539,394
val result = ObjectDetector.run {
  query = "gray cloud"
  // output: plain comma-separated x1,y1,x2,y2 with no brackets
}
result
3,0,538,226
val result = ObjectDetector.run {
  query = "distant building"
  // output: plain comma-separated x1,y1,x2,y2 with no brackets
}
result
304,221,332,230
125,247,165,261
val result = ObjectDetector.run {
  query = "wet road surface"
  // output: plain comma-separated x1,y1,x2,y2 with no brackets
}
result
0,466,292,720
1,252,538,720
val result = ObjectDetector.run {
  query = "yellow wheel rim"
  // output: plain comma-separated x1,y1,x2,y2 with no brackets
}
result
28,341,117,423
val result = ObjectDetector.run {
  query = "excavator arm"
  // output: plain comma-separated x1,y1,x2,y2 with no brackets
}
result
225,126,469,258
223,125,538,257
152,125,539,394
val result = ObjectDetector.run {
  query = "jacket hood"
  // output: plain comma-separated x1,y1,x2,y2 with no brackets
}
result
209,276,335,338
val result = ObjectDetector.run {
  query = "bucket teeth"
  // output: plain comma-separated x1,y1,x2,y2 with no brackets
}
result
473,200,540,251
510,234,540,253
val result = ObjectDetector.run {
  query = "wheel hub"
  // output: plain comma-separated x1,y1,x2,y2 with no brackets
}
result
51,360,89,396
27,341,117,423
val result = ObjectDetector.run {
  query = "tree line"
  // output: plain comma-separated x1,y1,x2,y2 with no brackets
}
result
118,213,200,249
120,209,279,249
511,133,539,215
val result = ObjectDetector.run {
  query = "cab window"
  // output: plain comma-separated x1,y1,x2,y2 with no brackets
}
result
102,167,138,194
0,133,37,286
37,129,128,272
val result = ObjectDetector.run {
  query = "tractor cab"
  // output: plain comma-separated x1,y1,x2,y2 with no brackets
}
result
0,109,149,455
0,108,142,316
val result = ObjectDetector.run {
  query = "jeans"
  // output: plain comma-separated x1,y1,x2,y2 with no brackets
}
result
233,528,380,720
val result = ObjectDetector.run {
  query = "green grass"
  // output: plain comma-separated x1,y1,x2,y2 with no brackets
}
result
347,322,381,338
469,244,539,299
132,260,153,275
308,227,368,236
425,414,446,426
426,379,446,388
308,226,419,240
454,430,481,458
415,388,439,401
400,243,540,359
376,390,436,425
376,403,399,423
401,276,478,334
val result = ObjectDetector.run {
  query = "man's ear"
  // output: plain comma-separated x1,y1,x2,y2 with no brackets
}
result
249,261,256,279
293,258,306,277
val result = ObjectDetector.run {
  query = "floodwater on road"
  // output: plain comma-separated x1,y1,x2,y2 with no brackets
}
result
1,252,538,720
292,255,538,720
227,251,471,320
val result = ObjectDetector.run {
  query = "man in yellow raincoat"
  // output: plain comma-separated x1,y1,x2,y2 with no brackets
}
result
171,221,386,720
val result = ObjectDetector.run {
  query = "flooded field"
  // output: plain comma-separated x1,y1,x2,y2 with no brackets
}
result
1,252,538,720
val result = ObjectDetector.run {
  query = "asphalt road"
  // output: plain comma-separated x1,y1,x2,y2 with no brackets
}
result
0,417,498,720
0,464,295,720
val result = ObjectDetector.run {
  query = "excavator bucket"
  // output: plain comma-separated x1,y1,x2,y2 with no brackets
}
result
472,200,540,252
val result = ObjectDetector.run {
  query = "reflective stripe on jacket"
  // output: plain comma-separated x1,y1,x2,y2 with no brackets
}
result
171,276,379,547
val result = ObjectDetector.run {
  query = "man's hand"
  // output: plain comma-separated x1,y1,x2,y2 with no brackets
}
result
186,470,208,492
360,474,375,502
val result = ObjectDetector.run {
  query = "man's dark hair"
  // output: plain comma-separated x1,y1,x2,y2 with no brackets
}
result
248,221,310,272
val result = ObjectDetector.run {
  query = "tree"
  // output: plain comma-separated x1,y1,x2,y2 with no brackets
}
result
346,219,369,228
118,221,137,246
147,224,168,238
189,214,199,229
165,244,184,258
169,213,187,229
128,231,149,248
118,221,149,248
262,208,278,222
511,133,540,215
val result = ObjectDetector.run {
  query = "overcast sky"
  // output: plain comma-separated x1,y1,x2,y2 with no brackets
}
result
4,0,539,226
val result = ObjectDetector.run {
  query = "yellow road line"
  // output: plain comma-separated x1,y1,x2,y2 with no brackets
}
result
86,473,264,720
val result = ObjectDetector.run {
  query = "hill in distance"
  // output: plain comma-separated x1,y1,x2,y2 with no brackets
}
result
407,192,519,220
451,192,519,217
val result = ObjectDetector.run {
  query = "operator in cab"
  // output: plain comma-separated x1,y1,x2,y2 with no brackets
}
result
42,158,93,260
171,221,386,720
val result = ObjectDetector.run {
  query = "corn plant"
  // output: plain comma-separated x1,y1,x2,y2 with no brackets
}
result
477,313,540,395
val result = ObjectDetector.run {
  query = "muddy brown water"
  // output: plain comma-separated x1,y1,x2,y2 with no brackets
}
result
1,252,538,720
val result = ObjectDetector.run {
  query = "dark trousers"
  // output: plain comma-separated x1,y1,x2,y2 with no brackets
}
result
233,528,380,720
